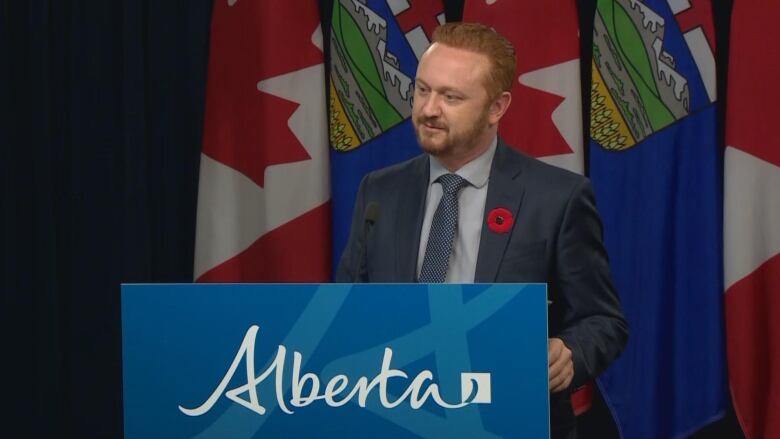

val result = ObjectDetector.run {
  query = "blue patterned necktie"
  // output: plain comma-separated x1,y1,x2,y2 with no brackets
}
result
419,173,469,283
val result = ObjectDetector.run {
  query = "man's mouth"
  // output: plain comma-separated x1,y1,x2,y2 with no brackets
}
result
421,120,446,131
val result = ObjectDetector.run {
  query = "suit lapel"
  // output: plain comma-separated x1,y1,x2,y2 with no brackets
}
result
474,141,526,282
395,155,429,282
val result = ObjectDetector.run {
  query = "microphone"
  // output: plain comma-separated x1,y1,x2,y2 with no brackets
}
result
356,202,380,281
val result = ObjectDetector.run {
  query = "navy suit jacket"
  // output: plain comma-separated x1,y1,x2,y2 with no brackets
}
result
336,140,628,436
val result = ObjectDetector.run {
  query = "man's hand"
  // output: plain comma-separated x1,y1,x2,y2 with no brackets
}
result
548,338,574,393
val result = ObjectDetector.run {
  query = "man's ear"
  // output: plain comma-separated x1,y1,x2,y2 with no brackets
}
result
488,91,512,125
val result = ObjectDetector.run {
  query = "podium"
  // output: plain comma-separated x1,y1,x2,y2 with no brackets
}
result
122,283,549,438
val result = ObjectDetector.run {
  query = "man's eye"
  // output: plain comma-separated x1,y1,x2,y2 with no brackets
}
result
445,94,461,101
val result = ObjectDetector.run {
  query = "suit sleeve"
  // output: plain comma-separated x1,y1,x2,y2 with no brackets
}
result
335,174,370,282
554,179,628,389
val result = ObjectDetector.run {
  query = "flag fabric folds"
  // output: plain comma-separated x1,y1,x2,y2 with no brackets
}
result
328,0,445,267
589,1,727,438
724,1,780,438
194,0,330,282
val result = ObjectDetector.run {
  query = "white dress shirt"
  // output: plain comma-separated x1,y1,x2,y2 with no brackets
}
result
417,137,497,282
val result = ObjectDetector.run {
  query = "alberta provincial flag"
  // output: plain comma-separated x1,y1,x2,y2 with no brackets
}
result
194,0,330,282
329,0,445,268
589,1,727,438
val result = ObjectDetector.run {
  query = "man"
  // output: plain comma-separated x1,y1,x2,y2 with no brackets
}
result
336,22,627,438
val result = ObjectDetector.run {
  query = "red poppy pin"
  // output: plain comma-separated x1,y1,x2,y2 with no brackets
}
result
487,207,513,234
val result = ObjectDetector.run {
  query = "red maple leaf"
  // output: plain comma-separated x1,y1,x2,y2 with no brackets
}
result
502,84,569,157
463,2,580,157
201,0,323,188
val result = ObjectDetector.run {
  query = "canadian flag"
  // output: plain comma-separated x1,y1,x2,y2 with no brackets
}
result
194,0,330,282
463,0,590,414
462,0,583,174
724,1,780,438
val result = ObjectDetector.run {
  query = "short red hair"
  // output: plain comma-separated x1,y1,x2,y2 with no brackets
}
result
432,22,517,100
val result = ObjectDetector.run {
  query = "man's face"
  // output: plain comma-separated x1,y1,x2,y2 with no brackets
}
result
412,43,494,161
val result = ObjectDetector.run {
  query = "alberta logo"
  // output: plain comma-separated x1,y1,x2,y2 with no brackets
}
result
178,325,492,417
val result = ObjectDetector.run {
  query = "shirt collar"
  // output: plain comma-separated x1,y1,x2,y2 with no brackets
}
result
428,136,497,189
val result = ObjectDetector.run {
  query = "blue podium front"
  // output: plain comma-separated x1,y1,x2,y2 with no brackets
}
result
121,283,549,438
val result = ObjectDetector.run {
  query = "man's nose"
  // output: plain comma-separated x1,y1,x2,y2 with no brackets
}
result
420,94,442,118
